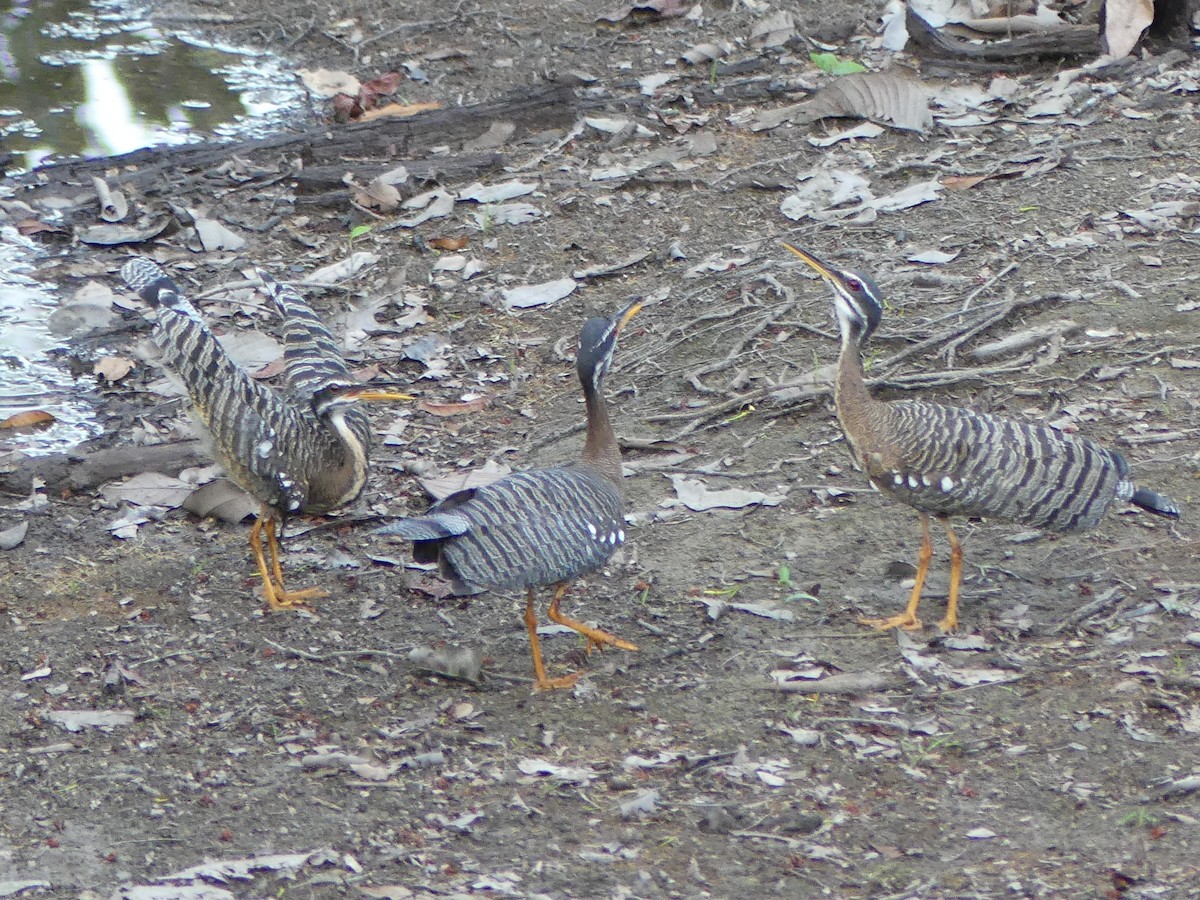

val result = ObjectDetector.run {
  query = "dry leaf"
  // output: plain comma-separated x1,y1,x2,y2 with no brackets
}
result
428,236,469,251
102,473,195,509
298,67,361,98
358,101,441,122
1102,0,1154,58
183,478,259,523
418,397,489,417
753,73,932,133
499,277,577,310
942,174,992,191
15,218,64,236
0,410,56,430
94,356,135,383
0,521,29,550
418,463,511,500
666,475,787,511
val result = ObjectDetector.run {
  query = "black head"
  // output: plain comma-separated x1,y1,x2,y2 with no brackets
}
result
577,297,643,394
783,243,883,344
311,381,413,418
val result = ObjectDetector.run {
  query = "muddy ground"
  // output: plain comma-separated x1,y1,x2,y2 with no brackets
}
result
3,1,1200,897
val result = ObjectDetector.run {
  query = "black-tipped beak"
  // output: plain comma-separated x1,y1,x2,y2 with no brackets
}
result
782,242,839,283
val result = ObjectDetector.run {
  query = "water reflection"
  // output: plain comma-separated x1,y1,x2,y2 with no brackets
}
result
0,0,296,172
0,239,100,455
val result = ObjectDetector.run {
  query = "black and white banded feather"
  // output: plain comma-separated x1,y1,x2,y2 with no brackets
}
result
119,258,371,515
377,465,625,595
875,400,1179,531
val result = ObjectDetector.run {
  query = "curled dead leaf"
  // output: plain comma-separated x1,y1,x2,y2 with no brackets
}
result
0,410,56,430
418,397,489,417
93,356,135,383
428,236,470,251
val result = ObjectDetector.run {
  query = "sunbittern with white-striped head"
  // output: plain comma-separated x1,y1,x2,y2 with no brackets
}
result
120,258,411,610
783,242,1179,632
376,299,643,691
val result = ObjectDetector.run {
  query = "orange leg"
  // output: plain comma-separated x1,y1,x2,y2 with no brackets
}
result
861,511,932,631
524,587,579,691
250,510,325,611
935,518,963,633
547,583,639,654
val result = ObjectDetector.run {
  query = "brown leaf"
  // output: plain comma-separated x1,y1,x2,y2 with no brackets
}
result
332,92,364,124
94,356,135,383
417,397,488,417
359,71,405,108
942,174,993,191
428,236,470,251
0,410,56,430
358,101,442,122
16,218,64,236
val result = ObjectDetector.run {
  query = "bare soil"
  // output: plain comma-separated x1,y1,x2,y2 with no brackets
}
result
4,1,1200,898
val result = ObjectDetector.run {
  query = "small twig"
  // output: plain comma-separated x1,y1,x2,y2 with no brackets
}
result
730,830,803,848
960,261,1018,313
1037,587,1123,636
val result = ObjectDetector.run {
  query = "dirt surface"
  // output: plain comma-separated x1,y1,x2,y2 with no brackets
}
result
4,1,1200,897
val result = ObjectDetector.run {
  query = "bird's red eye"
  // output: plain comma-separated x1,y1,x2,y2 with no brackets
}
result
845,277,862,291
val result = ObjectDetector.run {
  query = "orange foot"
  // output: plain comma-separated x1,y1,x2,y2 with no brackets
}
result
934,613,958,633
532,672,582,692
859,613,924,632
262,582,326,611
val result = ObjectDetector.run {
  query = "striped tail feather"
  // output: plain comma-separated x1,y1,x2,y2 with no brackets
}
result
120,258,306,505
254,268,355,398
120,258,256,424
374,512,472,541
1131,486,1181,519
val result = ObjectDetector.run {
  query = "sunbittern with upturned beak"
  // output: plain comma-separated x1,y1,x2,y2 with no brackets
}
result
375,299,643,691
120,258,411,610
783,242,1179,632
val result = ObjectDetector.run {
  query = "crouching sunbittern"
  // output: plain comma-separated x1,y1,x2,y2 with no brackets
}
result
376,299,643,691
783,243,1179,632
120,259,411,610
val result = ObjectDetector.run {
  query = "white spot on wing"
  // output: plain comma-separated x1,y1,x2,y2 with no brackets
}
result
288,499,301,511
907,475,918,489
587,522,598,538
617,529,625,542
256,440,273,458
892,473,903,485
921,475,931,487
940,476,954,492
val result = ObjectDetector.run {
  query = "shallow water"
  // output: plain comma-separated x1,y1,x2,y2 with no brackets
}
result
0,238,101,455
0,0,304,455
0,0,302,172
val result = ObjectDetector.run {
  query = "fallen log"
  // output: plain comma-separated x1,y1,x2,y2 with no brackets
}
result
0,440,208,496
14,82,579,202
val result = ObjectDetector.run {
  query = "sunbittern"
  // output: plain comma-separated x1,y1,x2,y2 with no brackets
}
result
120,258,411,610
376,299,643,691
784,242,1179,632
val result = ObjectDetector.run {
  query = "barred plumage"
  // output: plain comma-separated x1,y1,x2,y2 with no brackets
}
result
376,299,643,691
119,258,410,609
877,400,1157,531
784,242,1179,632
383,466,625,593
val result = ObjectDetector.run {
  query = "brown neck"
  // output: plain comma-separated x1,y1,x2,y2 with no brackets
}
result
581,384,623,488
834,335,881,467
